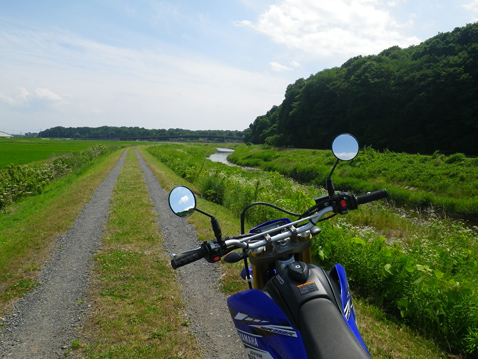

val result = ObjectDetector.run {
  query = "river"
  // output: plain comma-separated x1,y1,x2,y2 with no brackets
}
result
208,147,235,165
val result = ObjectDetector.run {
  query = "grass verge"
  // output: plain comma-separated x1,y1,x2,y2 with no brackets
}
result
0,149,124,316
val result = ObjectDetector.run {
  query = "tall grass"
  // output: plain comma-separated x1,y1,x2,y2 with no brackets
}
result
147,143,478,357
147,144,322,225
313,212,478,355
0,144,117,209
229,145,478,218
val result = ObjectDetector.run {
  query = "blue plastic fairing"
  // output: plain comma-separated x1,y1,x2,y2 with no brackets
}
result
333,263,370,354
228,289,308,359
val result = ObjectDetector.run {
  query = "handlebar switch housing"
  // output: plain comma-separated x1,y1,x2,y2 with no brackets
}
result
332,192,358,213
310,226,321,236
204,241,223,263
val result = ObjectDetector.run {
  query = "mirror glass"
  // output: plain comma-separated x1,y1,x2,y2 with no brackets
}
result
168,186,196,217
332,134,359,161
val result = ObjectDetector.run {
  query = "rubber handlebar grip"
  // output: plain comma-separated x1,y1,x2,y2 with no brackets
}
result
356,189,388,205
171,247,206,269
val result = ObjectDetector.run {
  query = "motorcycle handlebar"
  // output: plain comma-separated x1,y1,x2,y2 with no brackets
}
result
356,189,388,205
171,246,206,269
171,189,387,268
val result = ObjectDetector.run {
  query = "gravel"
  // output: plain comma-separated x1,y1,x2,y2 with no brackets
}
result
0,149,246,359
0,150,127,358
136,150,247,359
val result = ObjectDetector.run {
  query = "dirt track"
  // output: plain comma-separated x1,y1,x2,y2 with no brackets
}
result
0,150,245,358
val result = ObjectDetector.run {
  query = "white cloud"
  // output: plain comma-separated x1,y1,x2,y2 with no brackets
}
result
462,0,478,10
179,195,189,204
462,0,478,20
0,87,63,107
0,92,17,106
0,27,289,131
270,61,292,71
239,0,421,60
0,87,29,106
269,60,301,72
34,88,62,101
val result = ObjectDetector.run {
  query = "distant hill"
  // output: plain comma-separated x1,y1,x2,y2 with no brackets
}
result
244,22,478,155
40,126,244,141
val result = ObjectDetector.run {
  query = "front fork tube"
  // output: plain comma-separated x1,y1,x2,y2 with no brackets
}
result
252,263,267,290
297,247,311,265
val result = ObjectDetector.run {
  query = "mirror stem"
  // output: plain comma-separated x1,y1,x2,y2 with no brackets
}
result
195,208,223,242
326,159,339,196
210,217,223,242
326,177,335,197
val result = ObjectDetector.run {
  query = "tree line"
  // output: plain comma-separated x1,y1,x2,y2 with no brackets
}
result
39,126,244,140
244,23,478,155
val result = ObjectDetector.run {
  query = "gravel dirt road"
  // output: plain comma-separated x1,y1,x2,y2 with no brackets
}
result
0,149,246,359
0,151,127,358
136,150,246,359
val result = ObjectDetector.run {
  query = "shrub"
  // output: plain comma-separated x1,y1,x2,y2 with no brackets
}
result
200,173,226,205
445,153,466,164
0,145,109,210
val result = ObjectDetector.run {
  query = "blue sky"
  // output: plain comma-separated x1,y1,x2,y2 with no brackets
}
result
1,0,477,134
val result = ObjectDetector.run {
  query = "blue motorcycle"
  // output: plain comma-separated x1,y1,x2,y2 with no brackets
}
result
168,134,387,359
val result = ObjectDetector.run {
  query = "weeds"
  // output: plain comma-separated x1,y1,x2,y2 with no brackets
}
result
0,145,112,210
148,143,478,357
229,145,478,218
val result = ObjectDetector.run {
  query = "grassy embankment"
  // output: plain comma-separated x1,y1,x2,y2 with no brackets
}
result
0,145,123,311
228,144,478,219
0,143,199,358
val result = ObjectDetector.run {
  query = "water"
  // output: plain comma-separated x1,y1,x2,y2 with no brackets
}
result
208,148,235,166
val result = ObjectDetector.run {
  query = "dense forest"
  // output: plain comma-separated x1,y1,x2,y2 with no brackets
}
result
39,126,244,140
244,23,478,155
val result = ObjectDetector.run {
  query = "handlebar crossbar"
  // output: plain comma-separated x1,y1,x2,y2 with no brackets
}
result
224,206,334,249
223,189,387,250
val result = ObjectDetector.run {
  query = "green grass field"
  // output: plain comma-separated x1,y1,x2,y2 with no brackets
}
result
0,138,125,168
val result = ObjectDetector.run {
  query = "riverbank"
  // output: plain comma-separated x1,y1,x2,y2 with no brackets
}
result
148,142,477,357
227,144,478,220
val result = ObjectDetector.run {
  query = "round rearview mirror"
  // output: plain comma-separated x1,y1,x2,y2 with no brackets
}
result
168,186,196,217
332,134,359,161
